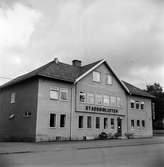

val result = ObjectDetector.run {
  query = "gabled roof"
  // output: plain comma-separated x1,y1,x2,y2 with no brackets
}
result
122,81,155,98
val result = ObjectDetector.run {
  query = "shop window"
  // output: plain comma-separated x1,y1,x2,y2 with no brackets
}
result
117,97,121,107
137,120,140,128
96,117,100,129
107,74,112,85
141,102,144,110
87,116,92,128
131,120,135,129
87,93,94,104
93,71,101,82
60,114,66,127
142,120,145,128
103,95,110,106
79,92,86,103
111,118,115,129
111,96,116,106
130,100,135,109
50,113,56,127
79,116,84,128
50,89,59,100
95,94,103,105
104,118,108,129
11,92,16,104
60,88,68,101
136,101,140,109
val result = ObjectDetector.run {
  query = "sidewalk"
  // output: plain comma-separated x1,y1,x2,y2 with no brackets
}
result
0,136,164,155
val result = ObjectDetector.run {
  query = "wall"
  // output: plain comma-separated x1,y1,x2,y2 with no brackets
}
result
127,96,153,137
71,63,128,139
0,78,38,141
36,78,73,141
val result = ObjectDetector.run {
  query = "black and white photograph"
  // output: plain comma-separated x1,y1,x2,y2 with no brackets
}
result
0,0,164,166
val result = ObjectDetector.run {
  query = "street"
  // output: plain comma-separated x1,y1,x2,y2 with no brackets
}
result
0,138,164,167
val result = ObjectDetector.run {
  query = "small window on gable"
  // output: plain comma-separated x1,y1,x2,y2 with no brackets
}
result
141,102,144,110
60,88,68,101
130,100,135,109
50,89,59,100
11,92,16,104
95,94,103,105
93,71,100,82
107,74,112,85
79,92,86,103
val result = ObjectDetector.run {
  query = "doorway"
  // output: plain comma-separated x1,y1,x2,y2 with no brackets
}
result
117,117,122,136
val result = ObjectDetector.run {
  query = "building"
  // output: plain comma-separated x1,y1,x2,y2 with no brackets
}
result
0,59,154,142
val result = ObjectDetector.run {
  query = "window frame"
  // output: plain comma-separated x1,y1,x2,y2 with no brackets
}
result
79,91,86,103
111,118,115,129
87,116,92,128
96,117,100,129
49,113,56,128
106,74,112,85
117,97,121,107
93,71,101,82
141,102,144,110
137,120,140,128
111,96,116,107
95,94,103,105
131,120,135,129
136,101,140,109
142,120,145,128
103,95,110,106
87,93,94,104
50,88,59,100
60,114,66,128
60,88,68,101
79,116,84,129
130,100,135,109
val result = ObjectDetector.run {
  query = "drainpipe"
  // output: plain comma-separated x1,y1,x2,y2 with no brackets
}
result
69,86,73,141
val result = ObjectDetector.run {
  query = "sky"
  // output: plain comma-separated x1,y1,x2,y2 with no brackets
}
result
0,0,164,89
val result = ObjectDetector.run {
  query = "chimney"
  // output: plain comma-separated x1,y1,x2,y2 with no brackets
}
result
54,58,59,64
72,60,81,67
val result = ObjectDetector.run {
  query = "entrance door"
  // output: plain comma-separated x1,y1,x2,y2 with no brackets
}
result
117,117,122,136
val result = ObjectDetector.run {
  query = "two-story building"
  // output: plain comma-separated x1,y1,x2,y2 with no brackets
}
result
0,59,154,142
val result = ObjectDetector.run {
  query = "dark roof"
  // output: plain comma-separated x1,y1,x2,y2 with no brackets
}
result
0,59,102,88
122,81,155,98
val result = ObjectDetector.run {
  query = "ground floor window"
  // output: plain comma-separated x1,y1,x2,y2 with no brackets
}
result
60,114,66,127
142,120,145,128
104,118,108,129
131,120,135,129
79,116,84,128
87,116,92,128
137,120,140,128
50,113,56,127
96,117,100,129
111,118,115,129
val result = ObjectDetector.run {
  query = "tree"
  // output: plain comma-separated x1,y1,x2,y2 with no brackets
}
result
146,82,163,96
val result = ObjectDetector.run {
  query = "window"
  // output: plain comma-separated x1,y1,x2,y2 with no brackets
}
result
50,89,59,100
104,118,108,129
24,112,32,117
87,116,92,128
93,71,100,82
130,100,135,109
50,113,56,127
96,117,100,129
111,118,115,129
131,120,135,129
136,101,140,109
107,75,112,85
60,88,68,101
60,114,66,127
117,97,121,107
137,120,140,127
111,96,116,106
79,92,86,103
142,120,145,128
95,94,103,105
11,92,16,104
79,116,84,128
141,102,144,110
87,93,94,104
103,95,110,106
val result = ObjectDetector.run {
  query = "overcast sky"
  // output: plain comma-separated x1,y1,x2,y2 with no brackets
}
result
0,0,164,89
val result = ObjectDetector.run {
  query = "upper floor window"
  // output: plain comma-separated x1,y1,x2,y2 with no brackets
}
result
103,95,110,106
11,92,16,104
107,74,112,85
130,100,135,109
50,89,59,100
87,93,94,104
141,102,144,110
60,88,68,101
111,96,116,106
79,92,86,103
117,97,121,107
95,94,103,105
136,101,140,109
93,71,101,82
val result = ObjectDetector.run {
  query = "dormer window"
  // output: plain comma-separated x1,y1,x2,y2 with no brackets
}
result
107,74,112,85
93,71,100,82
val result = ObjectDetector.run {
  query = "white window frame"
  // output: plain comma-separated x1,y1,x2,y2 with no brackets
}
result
50,88,59,100
87,93,94,104
49,113,56,128
103,95,110,106
93,71,101,82
11,92,16,104
130,99,135,109
111,96,116,106
107,74,112,85
79,91,86,103
60,88,68,101
117,97,121,107
95,94,103,105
